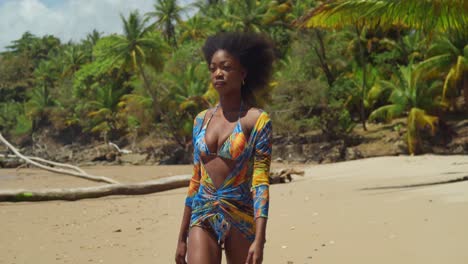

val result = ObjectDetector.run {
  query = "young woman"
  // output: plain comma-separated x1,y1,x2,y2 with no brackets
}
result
176,32,274,264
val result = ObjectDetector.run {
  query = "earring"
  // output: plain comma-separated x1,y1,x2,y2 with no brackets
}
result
242,79,245,86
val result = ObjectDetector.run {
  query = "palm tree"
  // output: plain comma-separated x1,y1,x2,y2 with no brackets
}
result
197,0,291,33
418,37,468,112
86,83,129,142
61,45,88,77
27,60,59,129
107,11,168,119
6,32,38,55
368,64,441,154
298,0,468,125
146,0,184,47
298,0,467,34
161,63,212,147
178,15,212,44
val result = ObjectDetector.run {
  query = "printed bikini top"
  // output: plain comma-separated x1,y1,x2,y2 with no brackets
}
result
197,103,247,160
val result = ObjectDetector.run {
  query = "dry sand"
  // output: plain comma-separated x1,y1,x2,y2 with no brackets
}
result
1,155,467,264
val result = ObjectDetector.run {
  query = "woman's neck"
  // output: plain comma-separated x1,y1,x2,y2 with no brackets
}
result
219,93,242,112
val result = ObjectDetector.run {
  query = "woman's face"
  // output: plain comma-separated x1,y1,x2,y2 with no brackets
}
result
209,49,246,96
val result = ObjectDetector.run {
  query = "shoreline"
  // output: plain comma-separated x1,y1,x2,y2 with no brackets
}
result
1,155,467,264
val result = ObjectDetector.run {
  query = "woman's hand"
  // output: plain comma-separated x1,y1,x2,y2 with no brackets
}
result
175,240,187,264
245,239,265,264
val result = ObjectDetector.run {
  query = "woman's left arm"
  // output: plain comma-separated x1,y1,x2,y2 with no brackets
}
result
247,112,273,264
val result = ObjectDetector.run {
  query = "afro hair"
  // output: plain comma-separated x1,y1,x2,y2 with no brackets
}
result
202,32,275,106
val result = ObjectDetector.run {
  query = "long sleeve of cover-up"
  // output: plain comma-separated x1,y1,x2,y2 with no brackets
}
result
251,113,272,219
185,111,205,208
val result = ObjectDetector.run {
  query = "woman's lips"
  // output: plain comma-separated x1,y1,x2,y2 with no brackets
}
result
214,81,226,87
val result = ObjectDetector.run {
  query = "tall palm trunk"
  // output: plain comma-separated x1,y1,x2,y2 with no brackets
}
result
314,29,335,86
137,61,160,121
464,74,468,113
355,24,367,131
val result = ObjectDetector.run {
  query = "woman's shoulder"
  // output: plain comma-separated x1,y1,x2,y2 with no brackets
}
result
245,107,271,129
195,109,209,119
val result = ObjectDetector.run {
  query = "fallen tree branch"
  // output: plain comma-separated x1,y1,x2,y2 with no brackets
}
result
0,154,86,174
0,175,191,202
109,142,132,154
0,168,306,202
0,133,118,184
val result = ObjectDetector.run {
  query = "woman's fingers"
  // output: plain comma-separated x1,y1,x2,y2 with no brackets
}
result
245,251,253,264
175,254,186,264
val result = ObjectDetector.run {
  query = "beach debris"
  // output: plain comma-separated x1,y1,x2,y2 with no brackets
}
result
281,245,288,249
0,133,118,184
290,226,295,230
0,175,191,202
269,168,305,184
108,142,132,154
0,133,305,202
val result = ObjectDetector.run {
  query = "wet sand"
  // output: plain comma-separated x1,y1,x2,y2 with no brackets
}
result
1,155,467,264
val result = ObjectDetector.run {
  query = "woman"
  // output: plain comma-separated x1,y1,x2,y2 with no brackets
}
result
175,32,274,264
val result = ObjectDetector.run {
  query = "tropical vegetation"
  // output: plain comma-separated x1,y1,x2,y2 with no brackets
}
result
0,0,467,156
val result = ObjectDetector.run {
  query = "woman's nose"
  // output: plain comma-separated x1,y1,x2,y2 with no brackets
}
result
214,68,223,77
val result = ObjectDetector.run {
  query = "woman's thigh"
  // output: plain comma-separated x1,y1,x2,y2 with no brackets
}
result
224,227,252,264
187,226,222,264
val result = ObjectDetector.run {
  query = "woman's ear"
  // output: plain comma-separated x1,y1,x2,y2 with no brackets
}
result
242,69,247,81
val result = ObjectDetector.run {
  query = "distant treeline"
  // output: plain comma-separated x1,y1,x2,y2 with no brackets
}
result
0,0,466,154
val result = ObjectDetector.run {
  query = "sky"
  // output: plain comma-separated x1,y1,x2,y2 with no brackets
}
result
0,0,194,51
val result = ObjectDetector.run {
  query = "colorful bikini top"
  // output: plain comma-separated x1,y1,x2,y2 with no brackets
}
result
197,102,247,161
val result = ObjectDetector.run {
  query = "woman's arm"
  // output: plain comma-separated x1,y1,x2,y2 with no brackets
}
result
175,111,205,264
247,112,272,264
178,206,192,242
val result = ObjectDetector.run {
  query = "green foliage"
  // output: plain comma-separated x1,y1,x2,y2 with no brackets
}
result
0,0,465,156
271,52,328,134
0,102,31,136
318,101,355,140
146,0,184,47
368,64,442,154
158,41,212,146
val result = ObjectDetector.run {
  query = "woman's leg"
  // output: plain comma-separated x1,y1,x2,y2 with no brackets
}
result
224,227,252,264
187,226,222,264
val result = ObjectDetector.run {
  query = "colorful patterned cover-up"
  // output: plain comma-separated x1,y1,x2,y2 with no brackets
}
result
185,108,272,243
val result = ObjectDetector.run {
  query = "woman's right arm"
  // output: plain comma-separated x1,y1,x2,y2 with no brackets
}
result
175,111,205,264
175,205,191,264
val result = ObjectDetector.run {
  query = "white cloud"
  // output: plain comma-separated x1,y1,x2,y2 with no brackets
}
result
0,0,194,51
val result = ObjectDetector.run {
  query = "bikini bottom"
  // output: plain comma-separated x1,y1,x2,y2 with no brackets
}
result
191,214,231,247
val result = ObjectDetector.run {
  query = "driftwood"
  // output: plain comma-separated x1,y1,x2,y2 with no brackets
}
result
0,133,118,184
0,175,191,202
0,154,86,174
0,168,305,202
108,142,132,154
0,133,305,202
269,168,305,184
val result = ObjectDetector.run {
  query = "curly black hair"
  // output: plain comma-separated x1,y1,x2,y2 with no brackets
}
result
202,32,275,106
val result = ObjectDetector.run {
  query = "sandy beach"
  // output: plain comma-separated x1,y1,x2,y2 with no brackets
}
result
1,155,467,264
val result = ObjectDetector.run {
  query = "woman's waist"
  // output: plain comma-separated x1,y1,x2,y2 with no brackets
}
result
194,184,252,202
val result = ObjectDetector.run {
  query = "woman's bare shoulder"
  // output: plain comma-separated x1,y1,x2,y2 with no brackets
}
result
244,107,268,128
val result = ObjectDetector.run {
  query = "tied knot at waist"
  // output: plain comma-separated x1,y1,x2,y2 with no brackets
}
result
199,185,246,202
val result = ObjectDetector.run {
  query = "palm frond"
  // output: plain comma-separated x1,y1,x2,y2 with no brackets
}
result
368,104,405,122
